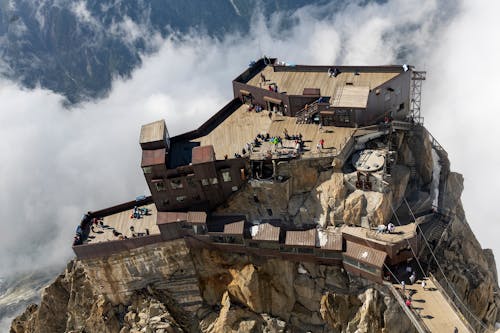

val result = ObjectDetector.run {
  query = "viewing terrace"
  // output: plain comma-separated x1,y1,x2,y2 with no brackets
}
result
83,203,159,244
245,65,401,96
185,104,356,161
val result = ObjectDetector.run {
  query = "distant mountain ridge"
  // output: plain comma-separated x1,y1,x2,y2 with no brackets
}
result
0,0,341,104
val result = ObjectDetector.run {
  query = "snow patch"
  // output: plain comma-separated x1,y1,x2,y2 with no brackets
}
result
430,147,441,207
250,225,259,237
298,264,308,274
317,230,328,247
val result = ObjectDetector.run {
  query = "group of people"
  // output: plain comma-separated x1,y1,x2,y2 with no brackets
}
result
130,206,150,219
376,222,396,234
247,103,263,113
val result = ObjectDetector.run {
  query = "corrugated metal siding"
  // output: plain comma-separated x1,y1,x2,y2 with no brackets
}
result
285,229,316,247
253,223,280,242
191,145,215,164
223,221,245,235
344,241,387,268
141,148,166,167
187,212,207,224
322,233,343,251
157,212,187,225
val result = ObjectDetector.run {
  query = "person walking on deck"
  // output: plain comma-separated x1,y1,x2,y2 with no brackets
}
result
409,272,416,285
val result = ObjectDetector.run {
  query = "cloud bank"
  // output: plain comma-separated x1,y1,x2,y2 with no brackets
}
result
0,0,497,286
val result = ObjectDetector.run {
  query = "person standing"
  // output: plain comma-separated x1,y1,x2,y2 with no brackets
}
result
409,272,416,285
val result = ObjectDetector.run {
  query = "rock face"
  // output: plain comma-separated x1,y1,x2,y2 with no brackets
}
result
12,247,417,333
431,170,500,330
10,125,500,332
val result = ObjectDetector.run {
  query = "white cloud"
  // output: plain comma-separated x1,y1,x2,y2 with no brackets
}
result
424,0,500,259
70,1,99,27
0,0,498,285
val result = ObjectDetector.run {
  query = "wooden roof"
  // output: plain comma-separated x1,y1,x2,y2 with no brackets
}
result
285,229,316,247
140,120,166,144
223,220,245,235
344,241,387,268
332,86,369,108
252,223,280,242
246,66,400,96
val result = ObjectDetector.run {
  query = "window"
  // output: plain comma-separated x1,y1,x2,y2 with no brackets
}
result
384,93,391,101
201,178,209,186
176,196,187,202
142,167,153,174
221,170,232,182
170,178,183,189
186,176,196,188
375,88,381,95
155,181,166,192
267,208,273,216
398,103,405,111
210,177,218,185
346,82,353,86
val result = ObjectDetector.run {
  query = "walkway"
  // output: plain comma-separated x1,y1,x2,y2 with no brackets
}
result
394,279,472,333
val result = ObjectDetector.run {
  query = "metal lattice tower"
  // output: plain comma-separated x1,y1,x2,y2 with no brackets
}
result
410,70,426,124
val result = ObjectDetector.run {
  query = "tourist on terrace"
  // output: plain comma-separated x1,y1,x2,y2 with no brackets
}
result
409,272,416,285
387,222,395,233
320,138,325,149
405,298,411,308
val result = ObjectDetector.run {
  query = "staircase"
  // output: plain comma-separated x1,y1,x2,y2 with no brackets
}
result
296,101,320,124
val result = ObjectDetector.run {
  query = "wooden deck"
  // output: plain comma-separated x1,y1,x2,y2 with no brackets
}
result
85,203,159,244
246,66,400,96
395,279,472,333
342,224,417,246
191,104,355,160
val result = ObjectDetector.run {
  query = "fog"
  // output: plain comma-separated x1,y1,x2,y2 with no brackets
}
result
0,0,497,287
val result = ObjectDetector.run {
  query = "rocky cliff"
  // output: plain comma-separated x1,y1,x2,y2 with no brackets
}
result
10,126,500,332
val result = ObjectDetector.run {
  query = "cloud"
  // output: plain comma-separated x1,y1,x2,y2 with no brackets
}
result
0,0,496,289
424,0,500,259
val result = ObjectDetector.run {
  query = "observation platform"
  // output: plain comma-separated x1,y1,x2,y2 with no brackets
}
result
342,224,417,246
246,65,400,96
84,203,159,244
189,104,355,161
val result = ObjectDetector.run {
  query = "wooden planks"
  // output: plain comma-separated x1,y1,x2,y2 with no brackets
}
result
86,204,159,243
191,104,355,160
247,66,400,96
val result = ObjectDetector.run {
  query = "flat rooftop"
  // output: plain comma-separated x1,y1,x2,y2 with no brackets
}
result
85,203,159,244
246,65,400,97
341,224,417,246
187,104,355,160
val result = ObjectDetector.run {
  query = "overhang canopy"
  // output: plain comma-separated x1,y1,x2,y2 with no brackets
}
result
263,96,282,105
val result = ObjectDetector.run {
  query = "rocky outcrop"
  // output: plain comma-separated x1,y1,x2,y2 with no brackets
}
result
10,125,500,333
431,171,500,330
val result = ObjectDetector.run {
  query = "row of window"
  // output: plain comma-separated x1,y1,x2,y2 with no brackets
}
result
152,170,233,193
